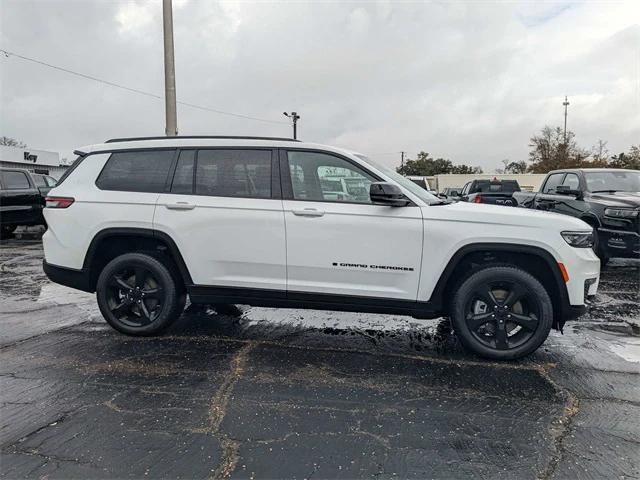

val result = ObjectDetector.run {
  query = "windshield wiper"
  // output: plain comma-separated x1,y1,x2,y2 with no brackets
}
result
591,190,619,193
429,200,451,206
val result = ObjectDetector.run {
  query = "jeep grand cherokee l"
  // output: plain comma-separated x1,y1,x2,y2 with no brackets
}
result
42,136,601,360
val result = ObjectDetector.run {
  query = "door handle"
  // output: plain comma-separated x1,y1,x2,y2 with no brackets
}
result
165,201,196,210
292,207,325,217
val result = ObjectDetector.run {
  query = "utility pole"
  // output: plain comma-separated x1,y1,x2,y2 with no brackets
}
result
400,151,405,168
283,111,300,139
562,95,570,144
163,0,178,136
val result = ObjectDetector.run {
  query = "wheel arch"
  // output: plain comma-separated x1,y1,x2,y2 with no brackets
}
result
579,213,601,228
83,227,193,291
431,243,571,330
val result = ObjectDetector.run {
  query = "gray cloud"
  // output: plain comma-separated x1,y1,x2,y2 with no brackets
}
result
1,0,638,171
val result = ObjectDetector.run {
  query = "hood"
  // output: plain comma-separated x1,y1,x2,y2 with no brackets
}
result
588,191,640,208
424,201,592,231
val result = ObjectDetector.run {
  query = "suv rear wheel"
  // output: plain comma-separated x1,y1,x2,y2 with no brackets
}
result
450,266,553,360
96,253,185,335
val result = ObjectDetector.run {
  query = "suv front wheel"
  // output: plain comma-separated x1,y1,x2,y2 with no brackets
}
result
96,253,185,335
450,266,553,360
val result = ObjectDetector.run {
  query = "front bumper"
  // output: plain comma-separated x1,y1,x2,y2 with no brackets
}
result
598,228,640,258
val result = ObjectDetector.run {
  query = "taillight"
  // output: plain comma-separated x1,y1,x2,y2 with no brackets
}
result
473,195,483,203
45,196,75,208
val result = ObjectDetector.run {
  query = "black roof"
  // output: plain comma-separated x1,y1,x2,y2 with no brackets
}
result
105,135,299,144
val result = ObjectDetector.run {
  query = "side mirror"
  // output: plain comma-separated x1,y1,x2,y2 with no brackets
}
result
370,182,410,207
556,185,582,198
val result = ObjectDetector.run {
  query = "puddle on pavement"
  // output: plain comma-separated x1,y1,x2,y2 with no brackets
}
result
166,303,464,357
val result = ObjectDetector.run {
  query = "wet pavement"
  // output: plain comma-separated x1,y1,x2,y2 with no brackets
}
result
1,233,638,479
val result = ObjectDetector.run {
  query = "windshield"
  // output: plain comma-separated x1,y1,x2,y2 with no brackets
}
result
585,171,640,193
354,154,440,204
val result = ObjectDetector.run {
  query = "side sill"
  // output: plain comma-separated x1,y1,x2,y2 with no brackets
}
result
43,261,94,293
187,285,441,318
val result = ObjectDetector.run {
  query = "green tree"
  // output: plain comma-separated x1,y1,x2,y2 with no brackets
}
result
527,126,590,173
610,145,640,170
451,164,483,174
396,151,482,175
0,136,27,148
500,160,527,174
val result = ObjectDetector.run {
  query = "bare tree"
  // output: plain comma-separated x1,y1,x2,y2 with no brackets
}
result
0,136,27,148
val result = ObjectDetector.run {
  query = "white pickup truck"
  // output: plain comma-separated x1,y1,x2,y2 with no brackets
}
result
42,136,600,360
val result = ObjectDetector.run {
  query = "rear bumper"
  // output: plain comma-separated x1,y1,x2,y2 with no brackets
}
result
598,228,640,258
43,261,93,292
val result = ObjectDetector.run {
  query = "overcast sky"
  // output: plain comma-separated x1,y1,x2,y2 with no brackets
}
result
1,0,639,171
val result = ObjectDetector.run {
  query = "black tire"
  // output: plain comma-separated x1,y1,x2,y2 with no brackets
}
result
450,266,553,360
1,225,17,238
591,230,609,266
96,253,185,336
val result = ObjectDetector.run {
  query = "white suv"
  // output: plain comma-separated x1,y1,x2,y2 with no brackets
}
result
42,136,600,360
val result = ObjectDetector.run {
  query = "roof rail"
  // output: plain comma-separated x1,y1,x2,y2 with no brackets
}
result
104,135,299,143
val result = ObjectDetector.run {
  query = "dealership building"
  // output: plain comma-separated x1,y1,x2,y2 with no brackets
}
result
0,145,69,179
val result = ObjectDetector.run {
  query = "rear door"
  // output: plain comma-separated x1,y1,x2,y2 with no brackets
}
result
0,170,42,225
154,148,286,290
281,149,423,300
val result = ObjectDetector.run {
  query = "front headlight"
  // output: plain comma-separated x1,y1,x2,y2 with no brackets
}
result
561,231,594,248
604,208,639,218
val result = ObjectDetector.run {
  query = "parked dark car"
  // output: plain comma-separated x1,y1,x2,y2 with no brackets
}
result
441,187,462,201
459,179,521,206
0,168,48,236
31,173,58,196
513,168,640,261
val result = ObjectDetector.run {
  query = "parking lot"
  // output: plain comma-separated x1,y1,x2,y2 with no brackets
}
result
1,234,639,479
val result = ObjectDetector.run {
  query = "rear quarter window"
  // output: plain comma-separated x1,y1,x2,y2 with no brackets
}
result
96,150,175,193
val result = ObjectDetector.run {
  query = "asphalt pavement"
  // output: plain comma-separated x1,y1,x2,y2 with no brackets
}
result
1,234,638,479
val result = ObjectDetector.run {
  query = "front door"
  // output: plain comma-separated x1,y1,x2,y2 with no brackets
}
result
281,150,423,300
154,148,286,290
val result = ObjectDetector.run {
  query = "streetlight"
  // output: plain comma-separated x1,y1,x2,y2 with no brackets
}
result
563,96,570,144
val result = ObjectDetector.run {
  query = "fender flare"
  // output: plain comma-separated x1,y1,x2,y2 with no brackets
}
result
579,213,601,228
83,227,193,286
429,242,570,321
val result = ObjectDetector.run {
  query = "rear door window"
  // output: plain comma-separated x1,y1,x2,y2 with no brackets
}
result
1,171,31,189
195,149,272,198
96,150,175,192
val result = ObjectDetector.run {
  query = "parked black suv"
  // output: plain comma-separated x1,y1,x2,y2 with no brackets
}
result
514,169,640,261
0,168,48,236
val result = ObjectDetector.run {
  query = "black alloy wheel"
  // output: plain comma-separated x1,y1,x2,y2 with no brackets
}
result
106,265,164,327
96,253,184,335
464,280,541,351
451,266,553,360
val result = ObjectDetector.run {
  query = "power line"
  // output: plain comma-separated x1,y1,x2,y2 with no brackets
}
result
0,48,288,125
